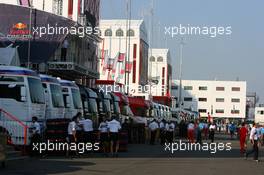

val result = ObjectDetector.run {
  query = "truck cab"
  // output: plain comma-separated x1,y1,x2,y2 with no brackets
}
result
0,66,45,145
78,85,99,126
40,74,64,120
59,79,83,119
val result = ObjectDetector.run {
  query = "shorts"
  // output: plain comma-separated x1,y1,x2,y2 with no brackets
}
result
109,132,119,142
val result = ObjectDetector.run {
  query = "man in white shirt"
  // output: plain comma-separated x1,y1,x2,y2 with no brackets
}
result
165,121,175,143
98,117,109,156
159,119,166,145
149,119,159,145
30,117,41,156
79,118,94,144
246,123,259,162
107,117,121,157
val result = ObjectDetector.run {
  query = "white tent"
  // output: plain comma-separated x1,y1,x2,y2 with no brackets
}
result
0,47,20,66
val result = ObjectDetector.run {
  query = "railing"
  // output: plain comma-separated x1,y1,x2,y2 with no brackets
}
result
0,108,29,146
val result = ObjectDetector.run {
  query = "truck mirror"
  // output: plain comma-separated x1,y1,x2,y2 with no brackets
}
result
20,86,26,102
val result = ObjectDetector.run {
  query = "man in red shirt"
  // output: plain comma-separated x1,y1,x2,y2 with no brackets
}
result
239,122,248,154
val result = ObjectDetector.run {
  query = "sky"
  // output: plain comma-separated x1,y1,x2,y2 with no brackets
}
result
100,0,264,102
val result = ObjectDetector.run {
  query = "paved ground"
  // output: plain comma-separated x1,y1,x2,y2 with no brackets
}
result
1,134,264,175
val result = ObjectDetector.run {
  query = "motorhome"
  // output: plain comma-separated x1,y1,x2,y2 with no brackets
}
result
59,79,83,119
0,66,45,145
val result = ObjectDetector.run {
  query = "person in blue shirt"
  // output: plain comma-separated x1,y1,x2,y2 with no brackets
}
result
229,123,236,139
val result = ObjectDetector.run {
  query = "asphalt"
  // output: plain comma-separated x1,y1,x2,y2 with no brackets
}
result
1,133,264,175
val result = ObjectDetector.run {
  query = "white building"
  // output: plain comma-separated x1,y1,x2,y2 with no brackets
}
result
171,80,247,119
255,107,264,124
0,0,100,23
148,49,172,97
98,19,149,97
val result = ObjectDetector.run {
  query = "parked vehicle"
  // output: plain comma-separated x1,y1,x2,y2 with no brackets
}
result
0,66,45,145
59,79,83,119
40,74,65,120
78,85,99,126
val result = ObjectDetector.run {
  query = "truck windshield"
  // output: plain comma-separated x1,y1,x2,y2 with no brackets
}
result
28,77,45,104
72,88,82,109
103,99,111,113
50,84,64,108
89,98,98,113
114,101,120,114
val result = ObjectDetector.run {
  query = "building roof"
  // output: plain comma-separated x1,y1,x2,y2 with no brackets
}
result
100,19,144,27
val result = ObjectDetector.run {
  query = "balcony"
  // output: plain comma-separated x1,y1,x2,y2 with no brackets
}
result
48,52,99,79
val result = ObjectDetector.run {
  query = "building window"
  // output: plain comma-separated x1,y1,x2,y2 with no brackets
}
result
184,97,192,102
199,86,207,91
215,109,224,113
157,56,163,62
257,110,264,115
216,98,225,102
198,109,207,113
104,29,112,36
127,29,135,36
198,98,207,102
184,86,193,90
116,28,124,37
232,87,240,91
53,0,63,15
216,87,225,91
231,98,240,103
231,110,240,114
171,85,178,90
150,56,155,62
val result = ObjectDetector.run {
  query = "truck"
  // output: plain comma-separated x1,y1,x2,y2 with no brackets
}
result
78,85,99,126
59,79,83,119
0,66,46,145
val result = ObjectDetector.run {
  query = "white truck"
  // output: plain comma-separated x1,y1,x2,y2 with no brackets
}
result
40,74,65,120
59,79,83,119
0,66,46,145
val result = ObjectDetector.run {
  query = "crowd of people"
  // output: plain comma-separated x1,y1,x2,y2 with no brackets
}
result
29,114,264,162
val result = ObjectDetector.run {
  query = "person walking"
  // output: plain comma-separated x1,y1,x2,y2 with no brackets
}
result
245,123,259,162
29,116,41,156
159,119,166,145
165,121,175,143
108,116,121,157
229,123,236,139
239,122,248,154
187,121,195,143
209,122,216,143
80,117,94,143
149,119,159,145
98,117,109,157
67,115,79,158
196,121,203,144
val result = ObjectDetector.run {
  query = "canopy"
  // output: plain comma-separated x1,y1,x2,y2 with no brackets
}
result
0,47,20,66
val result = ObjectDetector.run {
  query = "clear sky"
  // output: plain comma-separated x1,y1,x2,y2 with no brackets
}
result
100,0,264,102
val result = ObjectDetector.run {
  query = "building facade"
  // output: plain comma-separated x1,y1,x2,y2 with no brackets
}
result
148,49,172,105
255,106,264,124
171,80,247,119
98,20,149,97
0,0,100,87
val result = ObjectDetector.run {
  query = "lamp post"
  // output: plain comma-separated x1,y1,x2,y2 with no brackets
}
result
178,38,185,112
